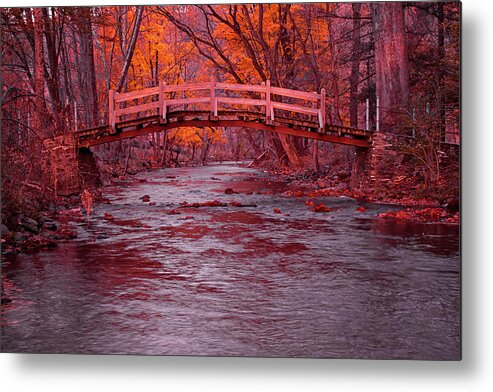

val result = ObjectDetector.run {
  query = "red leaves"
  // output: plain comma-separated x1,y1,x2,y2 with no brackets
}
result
446,213,460,224
309,188,351,198
356,206,366,212
378,207,458,224
103,212,114,220
179,200,226,208
283,190,304,197
140,195,151,202
224,188,237,195
273,208,282,214
312,203,333,213
305,199,315,207
305,199,332,213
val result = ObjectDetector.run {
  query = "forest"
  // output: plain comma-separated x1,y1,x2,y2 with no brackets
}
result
0,1,462,360
1,2,460,232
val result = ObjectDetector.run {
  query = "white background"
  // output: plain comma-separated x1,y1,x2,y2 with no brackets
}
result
1,1,491,391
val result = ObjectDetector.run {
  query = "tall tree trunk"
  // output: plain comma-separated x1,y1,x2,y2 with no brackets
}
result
437,2,446,141
115,6,144,93
76,7,99,127
33,7,46,137
349,3,362,129
372,2,410,133
42,7,65,134
278,135,303,169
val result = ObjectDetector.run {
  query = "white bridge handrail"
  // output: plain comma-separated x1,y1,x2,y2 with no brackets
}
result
108,78,326,130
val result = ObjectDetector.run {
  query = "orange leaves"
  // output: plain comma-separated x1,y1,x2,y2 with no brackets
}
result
169,127,225,149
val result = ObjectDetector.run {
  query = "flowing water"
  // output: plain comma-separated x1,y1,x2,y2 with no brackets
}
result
1,162,460,359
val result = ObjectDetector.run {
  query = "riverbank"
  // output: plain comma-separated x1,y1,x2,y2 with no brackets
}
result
265,165,460,225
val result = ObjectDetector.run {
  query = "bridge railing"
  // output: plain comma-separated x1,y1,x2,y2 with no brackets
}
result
108,78,326,130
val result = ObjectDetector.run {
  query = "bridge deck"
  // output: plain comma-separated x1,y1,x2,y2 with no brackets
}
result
76,79,374,149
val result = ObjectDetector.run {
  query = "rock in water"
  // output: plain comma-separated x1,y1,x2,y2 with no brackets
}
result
20,217,39,234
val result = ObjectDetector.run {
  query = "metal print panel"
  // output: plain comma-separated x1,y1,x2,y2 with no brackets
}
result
0,1,461,359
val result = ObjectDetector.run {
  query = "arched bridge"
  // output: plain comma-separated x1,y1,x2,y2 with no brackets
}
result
75,78,373,149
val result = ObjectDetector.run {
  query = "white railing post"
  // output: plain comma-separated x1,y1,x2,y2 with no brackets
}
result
261,81,266,116
376,96,380,132
108,89,115,130
210,76,217,119
365,98,369,131
266,79,272,124
159,80,167,123
319,88,326,129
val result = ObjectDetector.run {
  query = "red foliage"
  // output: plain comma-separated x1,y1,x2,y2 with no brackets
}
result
312,203,333,213
378,207,458,224
179,200,227,208
273,208,282,214
356,206,366,212
284,190,304,197
309,188,351,198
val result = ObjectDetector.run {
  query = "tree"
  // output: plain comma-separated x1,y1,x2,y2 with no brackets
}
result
32,7,46,137
372,2,410,133
75,7,99,127
115,6,144,93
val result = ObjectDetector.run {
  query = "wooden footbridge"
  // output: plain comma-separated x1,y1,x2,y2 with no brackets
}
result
75,78,373,149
